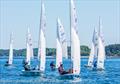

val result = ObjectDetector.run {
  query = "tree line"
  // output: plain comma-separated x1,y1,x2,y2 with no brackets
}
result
0,44,120,57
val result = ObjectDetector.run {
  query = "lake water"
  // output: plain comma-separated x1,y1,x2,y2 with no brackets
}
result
0,57,120,84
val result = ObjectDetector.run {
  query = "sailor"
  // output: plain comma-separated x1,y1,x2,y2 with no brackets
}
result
50,61,55,71
93,61,97,68
58,64,73,75
23,61,31,71
5,61,9,66
5,61,9,64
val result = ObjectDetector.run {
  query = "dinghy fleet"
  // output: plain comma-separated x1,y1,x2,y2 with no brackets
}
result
4,0,105,79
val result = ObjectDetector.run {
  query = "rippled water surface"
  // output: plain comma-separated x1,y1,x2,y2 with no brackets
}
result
0,57,120,84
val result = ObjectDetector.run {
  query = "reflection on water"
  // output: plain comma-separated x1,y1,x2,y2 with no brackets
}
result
0,57,120,84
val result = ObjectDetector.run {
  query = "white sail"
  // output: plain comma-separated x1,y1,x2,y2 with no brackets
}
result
97,36,105,69
39,30,46,71
98,17,105,60
88,28,98,67
56,18,64,68
26,43,30,65
98,17,104,44
97,17,105,69
56,38,62,68
88,42,94,67
38,3,46,72
57,18,68,59
8,32,13,65
71,29,80,75
28,29,34,59
62,41,68,59
26,28,33,65
70,0,80,75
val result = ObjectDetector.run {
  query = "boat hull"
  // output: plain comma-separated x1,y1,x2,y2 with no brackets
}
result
4,64,13,66
59,74,80,80
22,70,43,76
84,64,92,68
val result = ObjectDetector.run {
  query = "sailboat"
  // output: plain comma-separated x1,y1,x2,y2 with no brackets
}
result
86,17,105,70
22,28,36,76
60,24,68,59
70,0,80,76
56,18,63,69
58,0,80,79
5,32,14,66
85,28,98,68
22,1,46,76
37,1,46,73
26,28,33,66
97,17,105,70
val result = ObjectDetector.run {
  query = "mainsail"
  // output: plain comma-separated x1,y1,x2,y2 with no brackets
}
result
8,32,13,65
70,0,80,75
97,17,105,69
56,38,62,68
62,41,68,59
57,18,68,59
88,42,95,67
97,36,105,69
88,28,98,67
98,17,105,60
56,18,64,68
87,17,105,70
38,2,46,72
26,28,33,65
98,17,104,44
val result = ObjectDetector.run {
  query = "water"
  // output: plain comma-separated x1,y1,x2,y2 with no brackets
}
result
0,57,120,84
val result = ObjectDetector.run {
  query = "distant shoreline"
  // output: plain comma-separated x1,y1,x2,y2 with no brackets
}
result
0,44,120,57
0,56,120,59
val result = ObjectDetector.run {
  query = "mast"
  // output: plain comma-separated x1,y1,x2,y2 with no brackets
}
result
70,0,72,59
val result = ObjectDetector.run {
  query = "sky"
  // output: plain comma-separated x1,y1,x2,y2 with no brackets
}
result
0,0,120,49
